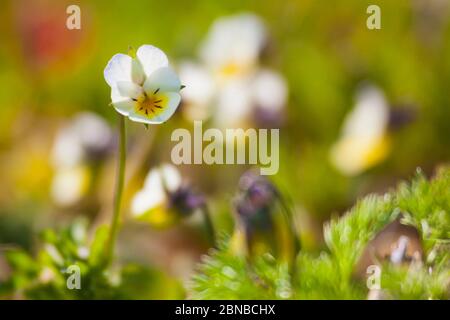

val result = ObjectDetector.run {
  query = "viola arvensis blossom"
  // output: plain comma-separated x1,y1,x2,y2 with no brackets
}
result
104,45,182,124
51,112,113,206
131,163,205,228
178,13,288,128
330,84,391,176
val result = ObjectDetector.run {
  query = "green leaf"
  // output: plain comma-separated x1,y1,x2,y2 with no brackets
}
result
88,225,110,269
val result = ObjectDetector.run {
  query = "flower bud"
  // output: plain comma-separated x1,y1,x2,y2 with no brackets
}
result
231,170,299,264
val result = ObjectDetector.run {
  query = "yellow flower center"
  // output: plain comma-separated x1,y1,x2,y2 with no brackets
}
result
134,89,166,117
220,62,240,77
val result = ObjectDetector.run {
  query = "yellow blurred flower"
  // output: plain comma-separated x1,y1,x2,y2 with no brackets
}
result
330,84,391,176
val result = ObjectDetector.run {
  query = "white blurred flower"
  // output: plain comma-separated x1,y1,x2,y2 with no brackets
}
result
52,112,113,168
51,165,89,206
215,78,254,127
200,13,266,80
131,164,182,227
330,85,391,176
180,13,288,127
51,112,112,206
214,69,288,128
178,61,216,121
131,164,205,228
104,45,182,124
252,69,287,113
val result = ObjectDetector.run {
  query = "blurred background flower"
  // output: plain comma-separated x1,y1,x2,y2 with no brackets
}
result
230,170,299,265
51,112,114,207
131,163,205,228
330,84,391,176
179,13,288,128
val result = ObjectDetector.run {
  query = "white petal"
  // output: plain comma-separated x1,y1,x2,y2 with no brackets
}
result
127,112,156,124
131,59,146,85
143,67,181,94
128,92,181,124
112,99,135,116
131,164,182,217
252,69,287,112
214,79,253,127
142,164,181,194
178,62,215,120
179,62,215,105
159,164,182,192
342,85,388,139
143,169,164,192
104,54,133,87
116,81,143,100
111,85,137,116
200,14,266,69
131,189,165,217
136,45,169,77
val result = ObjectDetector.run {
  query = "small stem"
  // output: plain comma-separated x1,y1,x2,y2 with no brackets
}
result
105,115,127,266
201,205,216,247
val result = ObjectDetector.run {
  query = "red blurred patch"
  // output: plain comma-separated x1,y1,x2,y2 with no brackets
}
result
13,0,87,72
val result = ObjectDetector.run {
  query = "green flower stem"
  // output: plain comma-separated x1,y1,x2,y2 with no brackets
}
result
201,205,216,247
105,115,127,265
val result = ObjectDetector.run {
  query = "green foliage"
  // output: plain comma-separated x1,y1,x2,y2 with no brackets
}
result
397,168,450,241
0,220,183,299
190,241,292,300
190,167,450,299
295,252,366,299
379,263,449,300
5,167,446,300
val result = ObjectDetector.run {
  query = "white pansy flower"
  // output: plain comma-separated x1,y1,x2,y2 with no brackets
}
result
200,13,266,80
104,45,182,124
330,85,391,176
